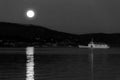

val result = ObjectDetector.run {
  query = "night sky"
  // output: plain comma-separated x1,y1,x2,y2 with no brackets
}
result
0,0,120,34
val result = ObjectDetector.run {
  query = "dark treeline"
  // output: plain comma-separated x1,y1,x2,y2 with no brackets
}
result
0,22,120,47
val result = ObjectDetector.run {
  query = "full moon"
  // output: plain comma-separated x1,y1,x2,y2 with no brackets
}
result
26,10,35,18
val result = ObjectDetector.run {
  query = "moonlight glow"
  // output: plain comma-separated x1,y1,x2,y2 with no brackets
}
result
26,10,35,18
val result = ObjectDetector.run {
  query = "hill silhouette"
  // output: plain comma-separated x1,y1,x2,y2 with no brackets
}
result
0,22,120,47
0,22,78,42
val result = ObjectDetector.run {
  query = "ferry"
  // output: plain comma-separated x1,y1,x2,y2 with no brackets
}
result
88,39,110,49
78,39,110,49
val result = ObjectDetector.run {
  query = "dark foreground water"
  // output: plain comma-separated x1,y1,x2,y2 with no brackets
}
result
0,48,120,80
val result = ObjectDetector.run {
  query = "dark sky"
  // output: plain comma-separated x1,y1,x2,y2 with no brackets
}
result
0,0,120,34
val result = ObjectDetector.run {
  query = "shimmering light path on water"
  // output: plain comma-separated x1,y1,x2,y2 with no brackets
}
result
90,48,94,80
26,47,34,80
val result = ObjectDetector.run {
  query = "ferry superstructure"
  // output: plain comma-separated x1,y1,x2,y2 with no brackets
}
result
78,39,110,49
88,40,110,49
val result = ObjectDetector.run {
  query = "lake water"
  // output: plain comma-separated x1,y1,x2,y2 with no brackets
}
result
0,48,120,80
